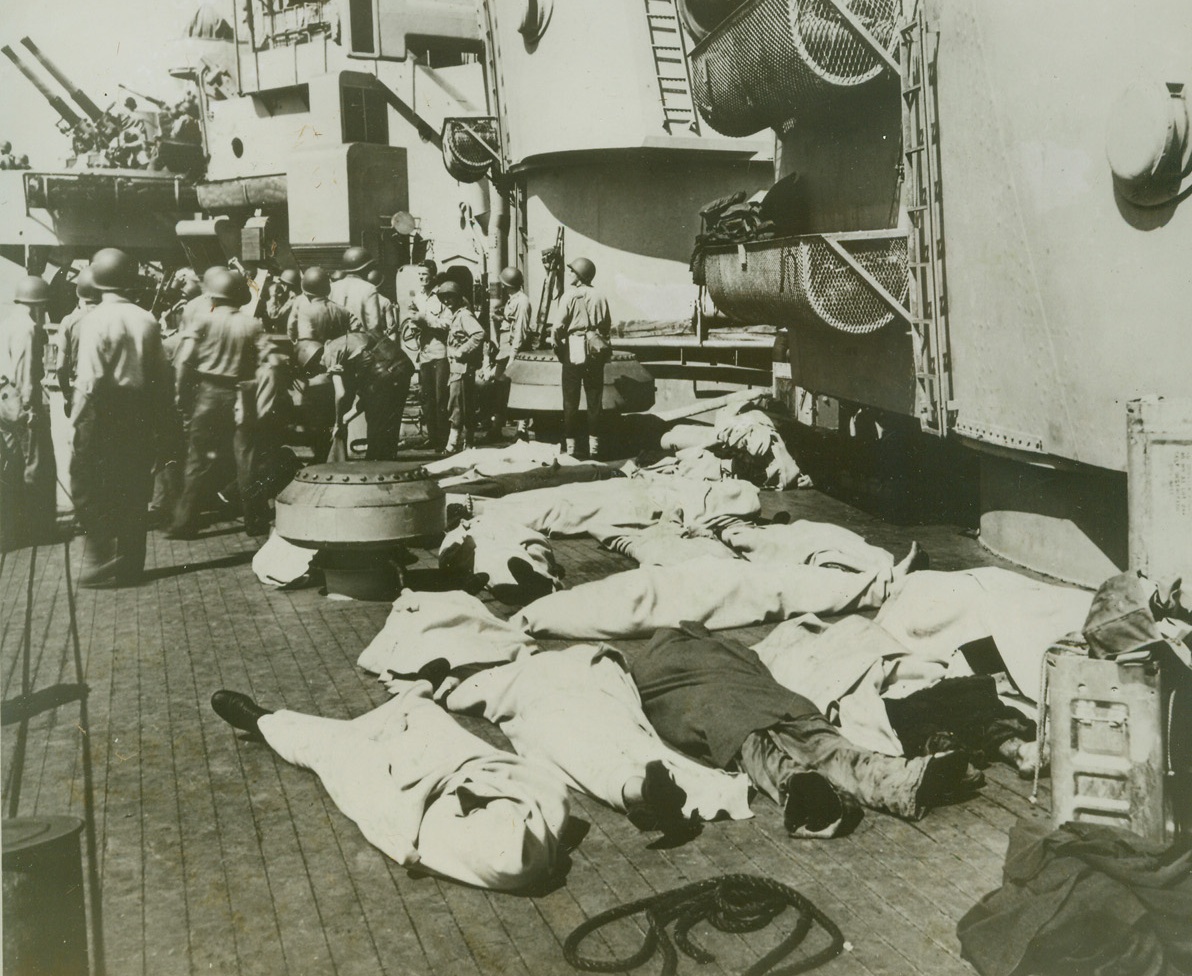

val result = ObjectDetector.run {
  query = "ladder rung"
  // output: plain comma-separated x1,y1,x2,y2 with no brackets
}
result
652,44,681,51
663,106,693,114
905,145,924,154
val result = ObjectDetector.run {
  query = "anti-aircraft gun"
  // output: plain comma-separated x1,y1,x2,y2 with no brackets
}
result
1,37,130,164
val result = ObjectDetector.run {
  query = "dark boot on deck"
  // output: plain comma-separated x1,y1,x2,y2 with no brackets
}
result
211,690,271,736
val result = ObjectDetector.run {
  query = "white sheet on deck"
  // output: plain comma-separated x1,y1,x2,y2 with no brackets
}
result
252,530,317,587
439,516,563,593
259,680,570,891
462,476,760,539
512,555,892,639
721,519,897,575
424,441,578,483
445,645,752,823
357,590,539,678
874,568,1093,704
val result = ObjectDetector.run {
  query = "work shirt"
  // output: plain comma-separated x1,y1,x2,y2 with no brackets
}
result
263,283,296,334
0,307,44,422
175,303,264,386
554,283,611,343
499,290,534,358
330,275,385,334
402,290,449,364
287,294,359,345
56,299,98,400
71,293,172,411
446,306,485,377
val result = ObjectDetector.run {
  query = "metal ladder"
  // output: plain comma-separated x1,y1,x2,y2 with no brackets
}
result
644,0,700,134
900,10,952,436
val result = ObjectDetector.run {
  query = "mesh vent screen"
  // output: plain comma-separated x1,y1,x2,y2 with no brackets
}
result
691,0,897,136
442,118,499,183
704,236,908,334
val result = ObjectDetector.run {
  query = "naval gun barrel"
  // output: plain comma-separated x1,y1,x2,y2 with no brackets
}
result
20,36,105,123
2,45,84,128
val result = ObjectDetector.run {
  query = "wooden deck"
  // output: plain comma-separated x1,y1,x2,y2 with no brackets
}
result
1,486,1055,976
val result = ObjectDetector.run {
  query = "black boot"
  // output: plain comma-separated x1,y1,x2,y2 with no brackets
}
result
211,690,271,736
627,760,692,835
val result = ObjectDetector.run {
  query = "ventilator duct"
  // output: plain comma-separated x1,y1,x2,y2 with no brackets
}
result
689,0,899,136
702,232,908,334
441,117,500,183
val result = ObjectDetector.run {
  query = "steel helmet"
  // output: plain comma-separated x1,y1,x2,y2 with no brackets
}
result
179,279,203,302
207,268,249,304
341,246,374,274
366,269,382,285
90,247,139,292
279,268,302,291
499,267,523,290
435,279,464,301
14,275,51,305
75,266,101,301
301,267,331,297
295,339,324,371
568,257,596,284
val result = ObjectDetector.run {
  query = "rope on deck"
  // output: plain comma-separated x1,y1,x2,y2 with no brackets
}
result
563,873,846,976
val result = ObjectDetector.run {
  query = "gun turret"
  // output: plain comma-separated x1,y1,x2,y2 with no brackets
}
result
19,37,105,124
1,45,84,129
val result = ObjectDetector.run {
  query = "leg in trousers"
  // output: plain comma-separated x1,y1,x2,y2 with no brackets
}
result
70,395,117,578
582,358,605,445
420,359,449,451
172,383,235,535
560,361,583,451
737,715,975,823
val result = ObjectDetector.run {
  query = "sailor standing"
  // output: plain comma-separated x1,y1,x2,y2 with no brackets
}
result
169,268,266,538
0,275,57,552
552,257,612,459
330,246,386,334
70,249,172,585
435,280,485,455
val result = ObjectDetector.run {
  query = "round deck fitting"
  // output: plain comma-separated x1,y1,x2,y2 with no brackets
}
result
275,461,445,550
506,350,656,413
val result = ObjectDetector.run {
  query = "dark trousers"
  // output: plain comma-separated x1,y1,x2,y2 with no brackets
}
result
172,382,254,534
361,365,414,460
299,378,334,463
419,358,450,450
71,390,154,577
561,359,605,440
150,402,186,519
0,409,57,553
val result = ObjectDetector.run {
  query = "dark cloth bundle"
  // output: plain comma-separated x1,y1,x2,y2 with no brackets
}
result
957,818,1192,976
884,674,1035,763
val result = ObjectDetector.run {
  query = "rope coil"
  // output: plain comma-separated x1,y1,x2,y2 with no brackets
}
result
563,873,845,976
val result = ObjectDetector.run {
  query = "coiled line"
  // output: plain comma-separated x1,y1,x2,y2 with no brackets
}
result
563,873,846,976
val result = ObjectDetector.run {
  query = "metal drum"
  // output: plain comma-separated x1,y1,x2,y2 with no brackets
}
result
274,462,445,550
505,351,656,414
3,817,88,976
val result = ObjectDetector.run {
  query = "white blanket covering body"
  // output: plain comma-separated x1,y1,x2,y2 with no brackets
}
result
259,681,569,891
513,555,892,639
446,645,752,823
